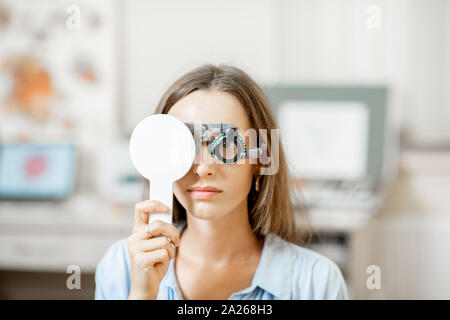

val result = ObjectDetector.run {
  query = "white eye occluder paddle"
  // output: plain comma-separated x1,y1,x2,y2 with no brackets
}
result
129,114,196,225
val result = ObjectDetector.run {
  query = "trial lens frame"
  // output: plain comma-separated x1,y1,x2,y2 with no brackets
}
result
184,121,267,164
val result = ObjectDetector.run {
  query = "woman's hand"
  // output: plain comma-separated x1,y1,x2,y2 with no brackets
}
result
127,200,180,300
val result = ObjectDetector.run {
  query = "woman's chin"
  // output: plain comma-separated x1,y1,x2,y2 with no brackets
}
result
188,203,225,220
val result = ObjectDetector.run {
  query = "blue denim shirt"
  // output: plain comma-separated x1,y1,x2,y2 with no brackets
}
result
95,221,348,300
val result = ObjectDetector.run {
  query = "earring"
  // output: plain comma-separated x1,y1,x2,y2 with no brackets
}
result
255,175,261,192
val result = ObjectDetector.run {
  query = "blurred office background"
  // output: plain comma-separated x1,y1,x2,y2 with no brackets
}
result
0,0,449,299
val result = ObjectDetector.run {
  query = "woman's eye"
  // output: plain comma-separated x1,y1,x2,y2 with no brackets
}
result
218,140,237,159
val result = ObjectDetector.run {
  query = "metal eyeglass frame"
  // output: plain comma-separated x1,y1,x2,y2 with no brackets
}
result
184,121,267,164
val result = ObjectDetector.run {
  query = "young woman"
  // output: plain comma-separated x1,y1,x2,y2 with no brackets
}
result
95,64,348,300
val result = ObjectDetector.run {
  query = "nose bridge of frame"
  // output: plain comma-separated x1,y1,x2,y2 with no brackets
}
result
194,141,218,165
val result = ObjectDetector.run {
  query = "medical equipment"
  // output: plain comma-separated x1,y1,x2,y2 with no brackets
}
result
129,115,271,225
184,121,268,164
129,114,196,225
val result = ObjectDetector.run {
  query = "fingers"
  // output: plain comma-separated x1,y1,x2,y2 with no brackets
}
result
134,236,176,259
129,202,180,270
133,200,170,230
134,249,170,268
129,220,180,246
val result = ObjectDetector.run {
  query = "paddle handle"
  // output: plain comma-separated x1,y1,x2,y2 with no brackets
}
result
148,179,173,225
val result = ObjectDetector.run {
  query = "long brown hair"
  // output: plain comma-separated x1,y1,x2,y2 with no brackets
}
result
146,64,312,244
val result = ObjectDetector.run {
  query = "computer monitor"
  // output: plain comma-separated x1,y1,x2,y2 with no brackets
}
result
263,85,389,186
0,144,77,199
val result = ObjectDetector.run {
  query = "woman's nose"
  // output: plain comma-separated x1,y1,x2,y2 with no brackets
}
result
193,144,216,177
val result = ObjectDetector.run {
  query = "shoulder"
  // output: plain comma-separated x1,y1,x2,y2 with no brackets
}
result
94,238,131,300
268,234,349,300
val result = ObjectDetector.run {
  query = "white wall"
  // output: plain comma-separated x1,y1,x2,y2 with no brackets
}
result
122,0,450,146
401,0,450,144
122,0,278,131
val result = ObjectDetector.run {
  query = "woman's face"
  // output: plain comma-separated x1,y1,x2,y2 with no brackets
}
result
168,89,257,220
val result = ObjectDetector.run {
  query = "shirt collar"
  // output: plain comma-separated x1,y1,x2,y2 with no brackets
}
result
163,220,293,300
162,221,187,299
250,233,293,299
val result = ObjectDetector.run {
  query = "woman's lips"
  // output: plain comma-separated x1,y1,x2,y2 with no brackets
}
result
187,187,222,200
188,190,222,200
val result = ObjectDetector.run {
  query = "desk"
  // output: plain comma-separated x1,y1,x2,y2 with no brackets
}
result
0,194,134,273
0,191,387,272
